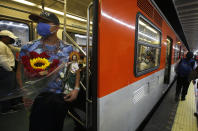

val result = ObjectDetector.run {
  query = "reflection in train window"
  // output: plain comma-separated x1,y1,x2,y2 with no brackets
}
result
0,20,29,46
137,45,160,72
135,15,161,76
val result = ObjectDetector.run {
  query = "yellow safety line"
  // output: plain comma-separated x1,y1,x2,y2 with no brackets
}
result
172,82,198,131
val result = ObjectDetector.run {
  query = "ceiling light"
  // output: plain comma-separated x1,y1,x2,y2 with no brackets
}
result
139,20,157,34
12,0,36,6
12,0,92,24
75,34,92,39
139,32,159,42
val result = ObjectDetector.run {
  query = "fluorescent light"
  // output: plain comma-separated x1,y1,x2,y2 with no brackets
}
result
139,20,157,34
139,32,159,42
146,26,157,34
75,34,92,39
139,21,146,26
12,0,36,6
38,6,87,22
12,0,92,24
67,14,86,22
38,6,63,15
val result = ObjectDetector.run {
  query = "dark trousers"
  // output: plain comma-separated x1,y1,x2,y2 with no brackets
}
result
176,75,190,98
0,67,16,112
29,92,69,131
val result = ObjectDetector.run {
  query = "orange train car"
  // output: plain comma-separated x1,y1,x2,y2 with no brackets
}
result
0,0,188,131
94,0,187,130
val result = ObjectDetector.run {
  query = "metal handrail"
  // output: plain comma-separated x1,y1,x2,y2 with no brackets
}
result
62,31,86,56
63,0,67,42
85,2,93,128
80,81,86,91
68,111,85,127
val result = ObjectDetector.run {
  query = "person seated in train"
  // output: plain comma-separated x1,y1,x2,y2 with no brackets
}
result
175,52,195,101
16,11,80,131
0,30,20,114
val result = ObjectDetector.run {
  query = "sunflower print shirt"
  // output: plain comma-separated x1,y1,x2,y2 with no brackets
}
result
19,39,73,93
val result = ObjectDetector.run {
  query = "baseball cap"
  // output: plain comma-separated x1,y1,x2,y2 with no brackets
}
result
29,11,60,25
0,30,18,41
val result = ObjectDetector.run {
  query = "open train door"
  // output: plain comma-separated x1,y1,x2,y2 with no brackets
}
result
164,36,173,84
62,0,98,131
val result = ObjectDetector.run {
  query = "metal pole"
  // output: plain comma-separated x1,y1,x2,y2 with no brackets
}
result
62,31,86,56
63,0,67,42
86,2,93,128
41,0,45,12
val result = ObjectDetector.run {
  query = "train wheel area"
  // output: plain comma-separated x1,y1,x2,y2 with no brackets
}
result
139,81,198,131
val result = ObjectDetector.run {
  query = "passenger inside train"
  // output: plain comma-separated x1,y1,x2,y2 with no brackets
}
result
0,0,198,131
0,0,92,130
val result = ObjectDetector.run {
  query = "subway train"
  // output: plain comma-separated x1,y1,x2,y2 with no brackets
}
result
0,0,189,131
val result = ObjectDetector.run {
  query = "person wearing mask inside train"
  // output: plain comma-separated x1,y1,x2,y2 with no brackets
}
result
16,11,80,131
175,52,195,101
0,30,20,114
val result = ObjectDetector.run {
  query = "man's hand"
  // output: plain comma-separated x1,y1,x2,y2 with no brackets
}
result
64,89,79,102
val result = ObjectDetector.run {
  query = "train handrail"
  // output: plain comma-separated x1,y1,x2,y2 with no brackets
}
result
62,31,86,56
86,2,93,128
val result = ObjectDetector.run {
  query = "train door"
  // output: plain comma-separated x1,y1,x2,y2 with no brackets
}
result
164,37,173,84
59,1,98,131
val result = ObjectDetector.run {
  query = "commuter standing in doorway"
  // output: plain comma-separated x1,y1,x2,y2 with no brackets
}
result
16,12,80,131
175,52,195,101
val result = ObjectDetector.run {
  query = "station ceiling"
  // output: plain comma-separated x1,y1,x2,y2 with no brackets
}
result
173,0,198,52
153,0,198,52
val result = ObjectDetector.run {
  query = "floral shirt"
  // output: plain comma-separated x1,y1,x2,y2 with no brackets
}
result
19,39,73,93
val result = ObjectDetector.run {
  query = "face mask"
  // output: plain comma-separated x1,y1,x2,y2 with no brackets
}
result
36,22,55,37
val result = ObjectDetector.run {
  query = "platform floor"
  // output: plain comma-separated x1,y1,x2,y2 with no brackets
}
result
172,82,198,131
143,81,198,131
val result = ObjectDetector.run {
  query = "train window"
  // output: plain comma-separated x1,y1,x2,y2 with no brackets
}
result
0,20,29,46
135,15,161,76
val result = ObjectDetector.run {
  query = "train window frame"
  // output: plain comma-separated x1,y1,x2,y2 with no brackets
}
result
134,13,162,77
0,15,33,44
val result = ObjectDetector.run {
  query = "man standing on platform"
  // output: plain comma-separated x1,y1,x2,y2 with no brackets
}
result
175,52,195,101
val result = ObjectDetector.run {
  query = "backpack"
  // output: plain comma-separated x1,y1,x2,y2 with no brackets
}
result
177,59,194,77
